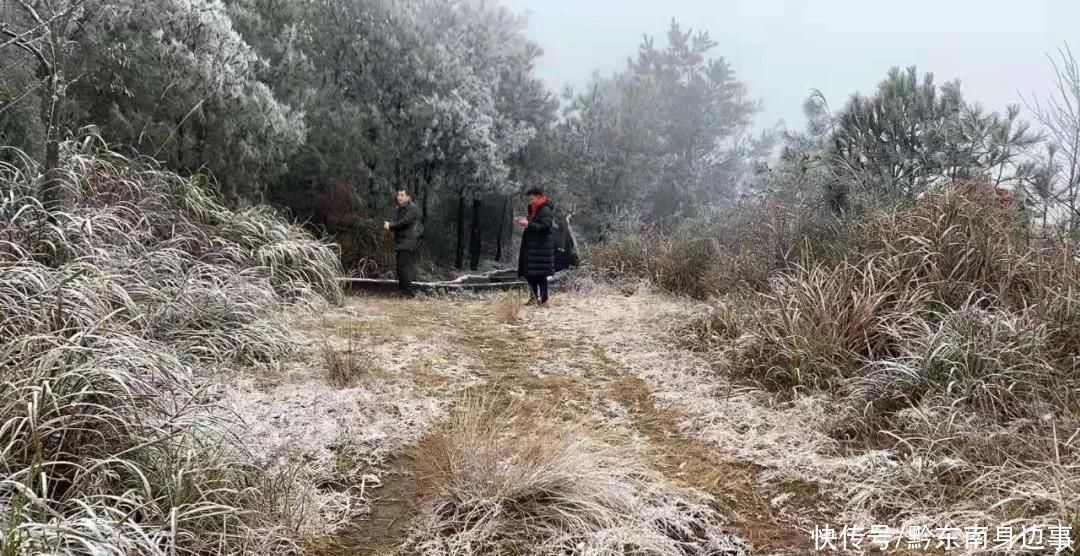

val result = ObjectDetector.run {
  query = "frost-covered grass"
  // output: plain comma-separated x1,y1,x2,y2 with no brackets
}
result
404,400,749,556
0,137,343,555
321,340,382,388
491,292,524,324
589,184,1080,539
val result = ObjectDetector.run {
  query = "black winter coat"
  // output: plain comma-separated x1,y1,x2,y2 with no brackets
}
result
518,203,555,279
389,202,423,252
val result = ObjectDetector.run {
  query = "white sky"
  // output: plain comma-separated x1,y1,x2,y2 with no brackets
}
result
499,0,1080,131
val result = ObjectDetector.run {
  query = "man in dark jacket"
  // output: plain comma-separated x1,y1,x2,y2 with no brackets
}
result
384,188,423,298
517,187,555,306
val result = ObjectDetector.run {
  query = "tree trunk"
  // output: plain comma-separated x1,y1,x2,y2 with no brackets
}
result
1043,202,1049,238
469,198,483,271
176,114,186,172
41,138,63,212
495,196,508,262
421,165,433,225
1067,178,1075,243
39,72,65,215
454,194,466,269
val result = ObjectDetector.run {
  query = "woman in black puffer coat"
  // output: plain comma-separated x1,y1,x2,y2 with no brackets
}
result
517,187,555,306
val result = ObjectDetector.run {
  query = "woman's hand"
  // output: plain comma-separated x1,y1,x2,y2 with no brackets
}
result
516,217,529,228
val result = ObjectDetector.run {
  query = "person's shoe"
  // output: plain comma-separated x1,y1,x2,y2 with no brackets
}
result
525,298,538,306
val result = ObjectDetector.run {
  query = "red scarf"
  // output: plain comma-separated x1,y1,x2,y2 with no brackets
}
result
528,195,548,221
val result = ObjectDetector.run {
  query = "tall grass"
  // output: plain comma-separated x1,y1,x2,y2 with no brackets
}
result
620,183,1078,530
745,259,931,390
0,136,343,555
736,184,1078,398
584,200,841,299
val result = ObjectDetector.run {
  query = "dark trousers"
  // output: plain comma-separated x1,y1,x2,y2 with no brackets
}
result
396,249,416,298
527,276,549,303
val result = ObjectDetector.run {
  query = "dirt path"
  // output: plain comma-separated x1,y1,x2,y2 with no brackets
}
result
302,292,830,555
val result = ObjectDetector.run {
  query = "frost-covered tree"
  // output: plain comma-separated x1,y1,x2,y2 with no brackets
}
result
0,0,108,210
489,40,558,265
227,0,547,269
553,77,651,239
1025,44,1080,240
628,21,769,222
815,66,1039,211
0,0,303,204
551,20,767,237
71,0,305,203
415,0,540,268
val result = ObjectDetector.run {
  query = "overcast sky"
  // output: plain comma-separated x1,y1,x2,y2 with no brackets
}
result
499,0,1080,131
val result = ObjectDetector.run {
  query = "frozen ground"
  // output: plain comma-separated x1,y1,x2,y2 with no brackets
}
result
215,290,959,555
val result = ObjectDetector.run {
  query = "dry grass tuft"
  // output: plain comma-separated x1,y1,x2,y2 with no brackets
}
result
742,259,931,390
322,342,381,387
492,293,525,324
403,400,749,556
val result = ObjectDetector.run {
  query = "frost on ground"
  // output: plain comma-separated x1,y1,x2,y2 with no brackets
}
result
217,290,941,554
567,291,1079,552
405,401,749,556
217,298,487,536
563,293,897,528
560,294,840,467
223,377,446,533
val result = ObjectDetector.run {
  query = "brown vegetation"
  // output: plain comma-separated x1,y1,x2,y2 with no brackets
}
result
404,400,749,556
323,341,383,387
492,292,525,324
593,183,1080,532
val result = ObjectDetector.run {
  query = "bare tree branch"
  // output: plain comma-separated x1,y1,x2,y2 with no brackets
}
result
0,9,65,51
0,75,46,115
0,28,51,72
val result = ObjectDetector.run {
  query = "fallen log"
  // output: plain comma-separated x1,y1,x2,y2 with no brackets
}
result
339,277,528,294
442,268,520,285
339,269,567,295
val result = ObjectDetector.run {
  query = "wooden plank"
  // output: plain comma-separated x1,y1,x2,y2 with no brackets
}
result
337,270,565,295
338,277,531,294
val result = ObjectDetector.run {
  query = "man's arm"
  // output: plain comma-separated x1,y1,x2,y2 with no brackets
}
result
388,207,417,231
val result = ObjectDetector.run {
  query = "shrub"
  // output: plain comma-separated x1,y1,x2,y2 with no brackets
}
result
851,182,1040,309
583,226,728,299
745,259,931,390
675,299,747,353
849,305,1066,422
330,213,397,278
582,228,657,283
713,183,1072,394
